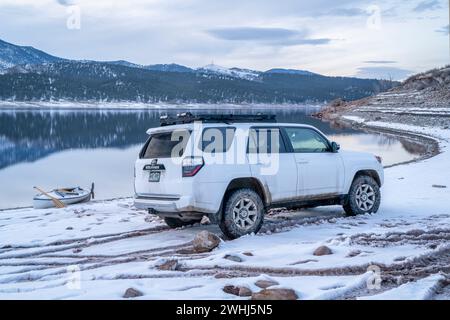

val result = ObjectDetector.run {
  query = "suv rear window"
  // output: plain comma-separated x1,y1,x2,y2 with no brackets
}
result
141,130,190,158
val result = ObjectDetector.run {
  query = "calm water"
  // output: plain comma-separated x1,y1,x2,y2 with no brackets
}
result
0,106,424,209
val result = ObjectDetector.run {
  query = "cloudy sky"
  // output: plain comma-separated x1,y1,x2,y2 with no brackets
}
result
0,0,448,79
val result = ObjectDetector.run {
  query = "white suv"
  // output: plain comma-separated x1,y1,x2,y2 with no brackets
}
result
134,114,383,238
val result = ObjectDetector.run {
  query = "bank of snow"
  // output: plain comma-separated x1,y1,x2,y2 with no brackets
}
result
0,119,449,299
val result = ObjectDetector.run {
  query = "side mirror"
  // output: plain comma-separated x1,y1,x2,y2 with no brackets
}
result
331,141,340,152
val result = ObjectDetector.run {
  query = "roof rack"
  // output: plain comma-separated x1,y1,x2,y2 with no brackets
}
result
160,112,276,126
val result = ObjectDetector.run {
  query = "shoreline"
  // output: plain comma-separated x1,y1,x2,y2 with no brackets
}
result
322,116,441,168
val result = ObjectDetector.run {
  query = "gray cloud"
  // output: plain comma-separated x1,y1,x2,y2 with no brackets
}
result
364,60,397,64
208,27,301,41
355,66,413,81
208,27,331,46
435,25,449,35
413,0,441,12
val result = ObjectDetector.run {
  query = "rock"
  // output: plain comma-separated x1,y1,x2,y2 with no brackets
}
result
155,259,179,271
242,252,253,256
224,254,243,263
66,226,73,230
255,279,279,289
252,289,298,300
313,245,333,256
72,248,82,253
200,216,211,225
223,285,253,297
223,285,240,296
330,98,346,107
238,286,253,297
432,184,447,188
123,287,143,298
192,231,221,253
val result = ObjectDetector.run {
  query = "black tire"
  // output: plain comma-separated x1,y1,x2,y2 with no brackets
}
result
344,175,381,216
164,217,201,228
219,188,265,239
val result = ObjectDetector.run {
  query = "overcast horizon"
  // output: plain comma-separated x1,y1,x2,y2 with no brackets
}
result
0,0,449,80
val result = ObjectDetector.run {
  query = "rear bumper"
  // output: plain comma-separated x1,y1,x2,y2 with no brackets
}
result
134,193,215,214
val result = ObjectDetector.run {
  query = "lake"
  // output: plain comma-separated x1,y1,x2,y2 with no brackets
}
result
0,105,423,209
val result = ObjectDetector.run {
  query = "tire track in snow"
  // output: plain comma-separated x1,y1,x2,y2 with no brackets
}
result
0,225,172,260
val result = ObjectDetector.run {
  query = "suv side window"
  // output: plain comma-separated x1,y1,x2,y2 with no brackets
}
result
201,127,236,154
247,127,287,154
284,127,330,153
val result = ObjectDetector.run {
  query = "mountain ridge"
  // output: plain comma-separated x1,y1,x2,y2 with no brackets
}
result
0,38,398,104
0,38,322,78
0,39,63,70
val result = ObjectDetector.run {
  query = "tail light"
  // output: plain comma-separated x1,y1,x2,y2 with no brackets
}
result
375,155,382,164
182,156,204,177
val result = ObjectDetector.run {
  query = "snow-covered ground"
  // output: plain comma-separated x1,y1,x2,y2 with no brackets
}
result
0,120,449,299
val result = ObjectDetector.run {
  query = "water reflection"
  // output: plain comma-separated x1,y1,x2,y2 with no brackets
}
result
0,106,422,208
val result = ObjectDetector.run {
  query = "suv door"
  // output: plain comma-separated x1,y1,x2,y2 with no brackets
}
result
282,126,344,197
247,127,297,203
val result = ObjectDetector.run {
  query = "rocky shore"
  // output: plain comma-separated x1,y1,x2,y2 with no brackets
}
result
315,65,450,130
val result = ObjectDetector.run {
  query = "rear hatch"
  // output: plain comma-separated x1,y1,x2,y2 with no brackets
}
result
135,129,191,197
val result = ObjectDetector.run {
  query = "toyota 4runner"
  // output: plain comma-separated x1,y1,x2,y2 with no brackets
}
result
134,113,383,238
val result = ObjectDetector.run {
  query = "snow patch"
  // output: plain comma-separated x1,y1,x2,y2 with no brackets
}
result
359,274,445,300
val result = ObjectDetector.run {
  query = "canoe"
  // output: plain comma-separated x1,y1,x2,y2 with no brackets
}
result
33,183,94,209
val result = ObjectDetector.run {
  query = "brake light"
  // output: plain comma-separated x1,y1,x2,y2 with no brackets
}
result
375,155,382,164
182,156,204,177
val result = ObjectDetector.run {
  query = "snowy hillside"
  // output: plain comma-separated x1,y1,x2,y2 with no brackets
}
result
146,63,194,73
197,64,261,81
0,38,398,103
0,60,395,103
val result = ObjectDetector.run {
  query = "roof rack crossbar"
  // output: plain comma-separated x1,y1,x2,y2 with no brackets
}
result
159,112,276,126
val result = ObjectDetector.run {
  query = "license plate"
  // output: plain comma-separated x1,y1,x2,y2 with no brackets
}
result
148,171,161,182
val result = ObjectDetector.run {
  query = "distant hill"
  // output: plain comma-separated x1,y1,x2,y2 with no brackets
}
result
145,63,194,73
265,68,319,76
0,38,398,104
0,39,63,70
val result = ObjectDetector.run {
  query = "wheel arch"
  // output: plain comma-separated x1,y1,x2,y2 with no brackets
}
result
222,177,269,206
352,169,381,187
